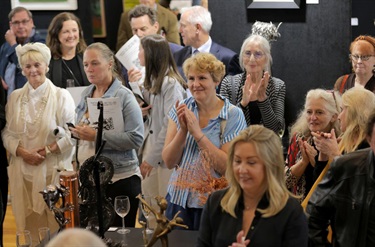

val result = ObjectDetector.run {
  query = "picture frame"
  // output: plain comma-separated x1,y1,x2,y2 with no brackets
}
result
245,0,301,9
91,0,106,38
11,0,78,11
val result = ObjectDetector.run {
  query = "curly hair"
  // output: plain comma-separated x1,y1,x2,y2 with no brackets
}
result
182,52,225,83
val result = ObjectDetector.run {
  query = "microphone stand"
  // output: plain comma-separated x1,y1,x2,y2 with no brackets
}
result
93,101,106,238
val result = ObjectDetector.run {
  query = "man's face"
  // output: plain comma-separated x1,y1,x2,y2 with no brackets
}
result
179,12,197,47
9,10,34,40
368,125,375,153
130,15,159,38
139,0,156,8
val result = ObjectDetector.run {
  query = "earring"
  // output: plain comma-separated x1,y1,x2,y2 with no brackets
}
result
373,65,375,74
21,71,25,76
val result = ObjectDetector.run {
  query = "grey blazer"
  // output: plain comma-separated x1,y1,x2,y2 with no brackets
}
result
140,76,186,168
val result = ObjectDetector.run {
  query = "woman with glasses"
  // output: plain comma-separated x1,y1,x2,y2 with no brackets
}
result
285,89,341,202
46,12,90,88
220,34,285,133
334,35,375,94
312,87,375,164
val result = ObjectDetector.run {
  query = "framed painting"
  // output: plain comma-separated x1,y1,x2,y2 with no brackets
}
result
246,0,301,9
91,0,106,38
11,0,78,10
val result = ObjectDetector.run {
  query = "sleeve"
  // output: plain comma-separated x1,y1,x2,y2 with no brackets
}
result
116,12,132,51
55,89,76,154
285,134,302,189
164,12,181,45
282,199,309,247
0,86,5,130
333,75,345,92
306,164,336,247
220,75,233,103
257,78,286,133
144,81,185,167
2,93,21,156
196,194,213,247
221,106,246,144
103,91,144,151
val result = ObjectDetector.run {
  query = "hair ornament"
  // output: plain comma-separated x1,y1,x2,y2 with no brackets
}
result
252,21,282,42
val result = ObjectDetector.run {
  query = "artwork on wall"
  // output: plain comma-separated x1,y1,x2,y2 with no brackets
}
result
11,0,78,10
91,0,106,38
245,0,301,9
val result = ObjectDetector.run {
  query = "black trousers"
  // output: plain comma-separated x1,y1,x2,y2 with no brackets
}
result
106,175,141,228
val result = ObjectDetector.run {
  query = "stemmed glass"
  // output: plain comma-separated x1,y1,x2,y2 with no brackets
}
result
139,195,154,234
16,230,32,247
38,227,50,245
115,195,131,234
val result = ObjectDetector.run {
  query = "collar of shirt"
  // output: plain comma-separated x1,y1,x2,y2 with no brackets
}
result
191,36,212,55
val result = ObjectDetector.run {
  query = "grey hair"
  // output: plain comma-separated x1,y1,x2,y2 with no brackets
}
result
239,34,272,73
182,6,212,33
8,6,32,21
16,42,51,67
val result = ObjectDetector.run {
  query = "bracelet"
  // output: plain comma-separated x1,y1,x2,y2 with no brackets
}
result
45,145,52,156
197,134,205,143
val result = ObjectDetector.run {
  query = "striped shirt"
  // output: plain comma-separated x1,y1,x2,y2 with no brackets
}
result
167,95,246,208
220,72,286,133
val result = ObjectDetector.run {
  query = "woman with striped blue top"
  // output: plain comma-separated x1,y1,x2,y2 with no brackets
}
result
162,53,246,230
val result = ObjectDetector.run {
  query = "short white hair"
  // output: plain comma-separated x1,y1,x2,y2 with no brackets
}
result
46,228,106,247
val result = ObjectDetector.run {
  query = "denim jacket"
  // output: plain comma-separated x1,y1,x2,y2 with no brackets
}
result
76,78,144,174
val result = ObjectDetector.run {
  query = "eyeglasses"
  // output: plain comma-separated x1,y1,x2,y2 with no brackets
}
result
349,54,375,61
243,51,264,60
11,19,30,26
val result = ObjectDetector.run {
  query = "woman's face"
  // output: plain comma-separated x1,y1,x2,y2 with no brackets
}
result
243,42,267,74
22,59,47,87
233,141,267,196
58,20,80,51
305,98,336,133
350,41,375,76
187,69,218,101
138,44,145,67
83,49,112,85
338,106,347,132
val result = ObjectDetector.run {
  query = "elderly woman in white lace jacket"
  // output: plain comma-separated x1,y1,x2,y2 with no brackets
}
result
2,42,75,246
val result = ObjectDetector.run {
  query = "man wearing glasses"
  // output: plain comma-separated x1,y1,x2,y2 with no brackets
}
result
0,6,45,98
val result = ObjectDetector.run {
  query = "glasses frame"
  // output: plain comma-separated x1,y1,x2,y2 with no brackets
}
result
243,50,265,60
10,19,31,27
349,54,375,62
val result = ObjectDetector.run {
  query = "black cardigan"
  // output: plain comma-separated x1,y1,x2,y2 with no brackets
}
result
197,188,308,247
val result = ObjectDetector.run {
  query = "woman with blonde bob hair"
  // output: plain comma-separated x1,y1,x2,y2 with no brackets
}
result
197,125,308,247
313,87,375,160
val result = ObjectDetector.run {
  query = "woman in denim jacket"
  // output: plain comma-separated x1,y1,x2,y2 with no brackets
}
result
72,42,144,229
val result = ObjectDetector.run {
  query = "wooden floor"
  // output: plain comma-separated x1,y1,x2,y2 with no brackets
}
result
3,204,17,247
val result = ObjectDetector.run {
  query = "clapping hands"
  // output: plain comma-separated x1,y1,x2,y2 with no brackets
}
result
229,230,250,247
241,71,270,107
311,129,340,160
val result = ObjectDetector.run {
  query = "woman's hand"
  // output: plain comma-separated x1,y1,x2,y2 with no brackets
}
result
70,125,96,142
140,161,153,179
241,71,270,106
175,100,188,133
301,139,318,167
140,102,152,117
128,68,143,83
229,230,250,247
17,147,45,166
312,129,340,160
184,107,202,138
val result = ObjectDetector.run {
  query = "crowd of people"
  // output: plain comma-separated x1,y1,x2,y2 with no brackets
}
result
0,2,375,247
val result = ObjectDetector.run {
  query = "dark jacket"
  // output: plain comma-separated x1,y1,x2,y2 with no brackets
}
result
306,148,375,247
48,53,90,88
197,188,308,247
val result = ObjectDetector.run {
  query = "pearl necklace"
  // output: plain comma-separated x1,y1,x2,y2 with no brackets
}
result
20,93,48,139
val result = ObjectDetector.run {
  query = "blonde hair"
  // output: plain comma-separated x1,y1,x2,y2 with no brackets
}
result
339,87,375,153
290,89,341,140
221,125,292,218
182,52,225,83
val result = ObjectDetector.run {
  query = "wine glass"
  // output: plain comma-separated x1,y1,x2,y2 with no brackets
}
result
16,230,32,247
139,195,154,234
115,195,131,234
38,227,50,244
